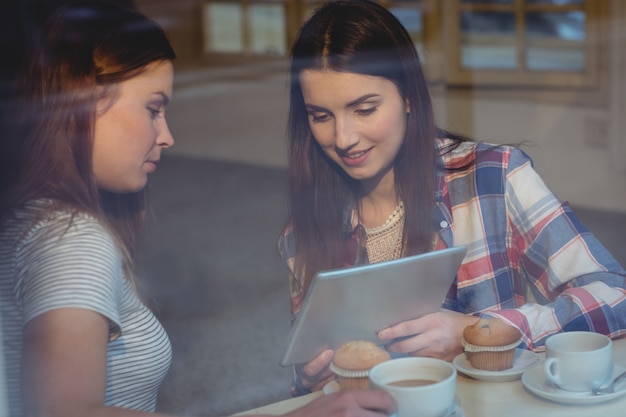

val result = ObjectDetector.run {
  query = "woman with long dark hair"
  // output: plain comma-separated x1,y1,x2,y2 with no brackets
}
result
0,2,395,416
280,0,626,395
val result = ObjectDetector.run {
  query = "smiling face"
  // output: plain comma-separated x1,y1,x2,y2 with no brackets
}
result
300,69,408,189
93,60,174,193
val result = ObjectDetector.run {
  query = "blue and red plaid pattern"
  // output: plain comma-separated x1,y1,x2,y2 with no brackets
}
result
279,138,626,353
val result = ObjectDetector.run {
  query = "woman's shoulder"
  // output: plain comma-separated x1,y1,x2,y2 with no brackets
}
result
436,137,532,170
8,199,113,250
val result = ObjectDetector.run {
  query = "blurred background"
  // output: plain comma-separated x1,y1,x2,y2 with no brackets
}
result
1,1,625,416
141,0,626,213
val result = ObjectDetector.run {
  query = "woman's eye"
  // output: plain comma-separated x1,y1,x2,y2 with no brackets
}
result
309,113,330,123
356,107,377,116
149,107,163,119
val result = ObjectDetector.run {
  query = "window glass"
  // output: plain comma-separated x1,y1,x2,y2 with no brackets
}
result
526,0,583,5
249,4,286,56
526,11,585,70
461,0,514,4
205,3,243,53
460,11,517,69
390,7,424,57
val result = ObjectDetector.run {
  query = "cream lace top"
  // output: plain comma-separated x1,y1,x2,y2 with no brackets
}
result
363,202,405,264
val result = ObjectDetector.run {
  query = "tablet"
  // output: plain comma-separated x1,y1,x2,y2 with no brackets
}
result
280,245,467,366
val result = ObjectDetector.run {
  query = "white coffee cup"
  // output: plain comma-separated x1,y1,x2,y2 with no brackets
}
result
369,357,456,417
543,331,613,392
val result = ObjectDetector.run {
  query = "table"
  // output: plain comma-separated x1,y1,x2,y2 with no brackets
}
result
234,338,626,416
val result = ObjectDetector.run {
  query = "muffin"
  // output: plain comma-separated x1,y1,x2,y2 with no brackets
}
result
330,340,391,390
462,318,521,371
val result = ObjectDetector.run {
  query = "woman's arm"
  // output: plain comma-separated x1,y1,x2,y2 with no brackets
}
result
23,309,394,417
22,308,160,417
491,147,626,348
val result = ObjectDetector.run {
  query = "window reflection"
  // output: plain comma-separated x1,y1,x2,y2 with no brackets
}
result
461,0,514,4
526,11,585,71
526,0,583,5
459,6,585,72
199,0,595,86
249,4,286,56
390,7,424,57
205,3,243,53
461,12,517,69
462,0,583,4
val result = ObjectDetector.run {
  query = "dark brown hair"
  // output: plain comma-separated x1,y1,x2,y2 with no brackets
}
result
0,1,175,276
286,0,439,292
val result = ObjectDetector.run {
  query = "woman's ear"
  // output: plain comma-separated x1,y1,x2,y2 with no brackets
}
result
405,98,410,114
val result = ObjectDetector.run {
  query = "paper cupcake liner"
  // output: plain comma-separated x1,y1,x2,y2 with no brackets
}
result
330,362,371,378
466,349,517,371
461,338,521,353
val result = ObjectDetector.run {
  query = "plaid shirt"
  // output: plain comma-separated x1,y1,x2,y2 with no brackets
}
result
279,138,626,354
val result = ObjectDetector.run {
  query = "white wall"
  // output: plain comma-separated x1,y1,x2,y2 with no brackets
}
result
609,0,626,177
434,94,626,213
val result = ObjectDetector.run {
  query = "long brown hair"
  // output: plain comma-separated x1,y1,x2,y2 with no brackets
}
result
286,0,439,292
0,1,175,277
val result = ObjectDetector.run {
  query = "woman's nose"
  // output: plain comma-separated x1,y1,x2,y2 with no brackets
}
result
158,119,175,148
334,117,359,150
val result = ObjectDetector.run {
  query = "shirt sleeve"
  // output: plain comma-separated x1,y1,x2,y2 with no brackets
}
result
278,227,315,397
14,212,124,338
484,148,626,350
278,225,305,319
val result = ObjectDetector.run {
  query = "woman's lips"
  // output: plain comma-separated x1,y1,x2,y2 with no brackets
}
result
341,148,371,166
145,160,159,172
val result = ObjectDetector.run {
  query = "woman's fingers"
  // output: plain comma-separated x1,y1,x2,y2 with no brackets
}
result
295,349,334,390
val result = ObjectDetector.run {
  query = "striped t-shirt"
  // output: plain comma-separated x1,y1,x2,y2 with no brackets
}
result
0,200,171,416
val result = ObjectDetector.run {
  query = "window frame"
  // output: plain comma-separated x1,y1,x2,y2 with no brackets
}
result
202,0,292,57
441,0,602,88
200,0,608,99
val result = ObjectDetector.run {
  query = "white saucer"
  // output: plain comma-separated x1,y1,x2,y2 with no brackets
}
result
323,380,340,395
521,363,626,405
453,348,541,382
323,381,465,416
389,404,464,417
443,404,465,417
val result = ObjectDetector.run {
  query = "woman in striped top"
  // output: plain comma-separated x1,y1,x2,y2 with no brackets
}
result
0,1,395,417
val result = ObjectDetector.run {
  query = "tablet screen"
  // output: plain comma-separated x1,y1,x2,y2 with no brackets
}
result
280,245,467,366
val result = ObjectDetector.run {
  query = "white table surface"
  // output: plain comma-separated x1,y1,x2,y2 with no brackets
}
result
233,337,626,416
